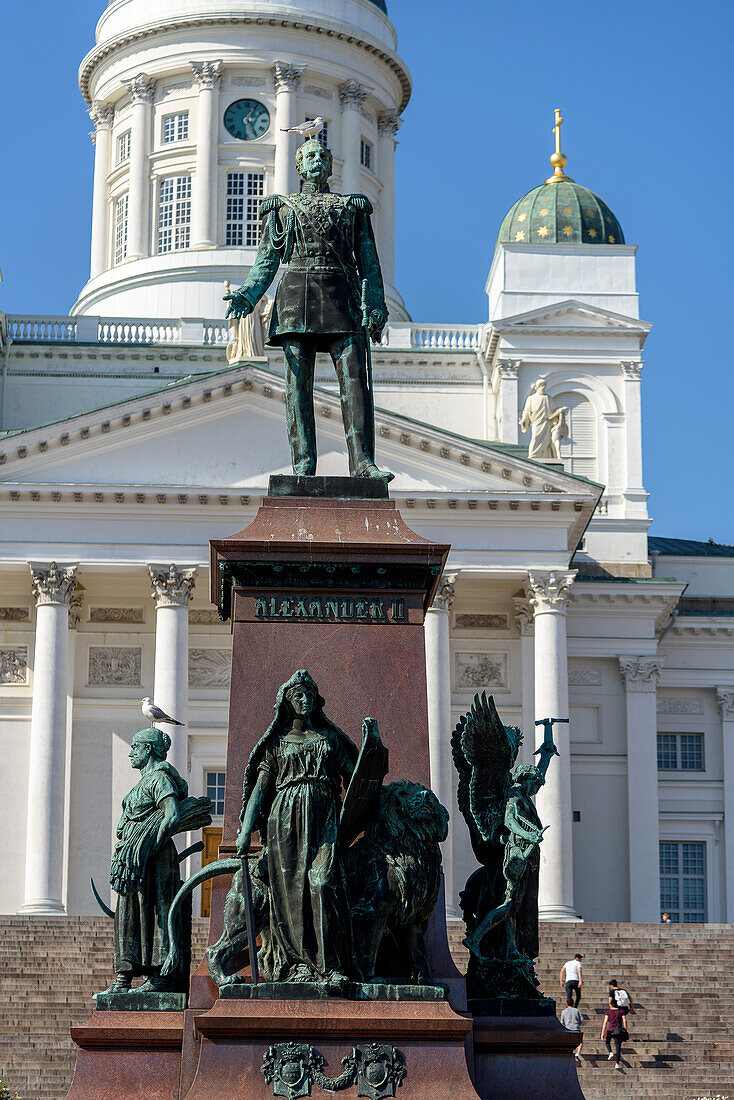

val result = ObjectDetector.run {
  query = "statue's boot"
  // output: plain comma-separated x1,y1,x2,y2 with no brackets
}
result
97,972,132,996
352,459,394,483
138,973,174,993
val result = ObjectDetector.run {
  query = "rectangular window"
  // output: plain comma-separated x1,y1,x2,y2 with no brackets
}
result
113,193,128,265
660,841,706,922
205,771,226,817
657,732,704,771
117,131,131,163
360,139,372,170
225,172,264,247
162,111,189,144
306,117,329,148
157,175,191,253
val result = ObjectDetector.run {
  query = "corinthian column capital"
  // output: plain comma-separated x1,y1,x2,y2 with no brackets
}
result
29,562,79,607
621,361,643,379
717,687,734,719
190,60,223,90
513,595,534,635
149,564,197,608
377,112,402,138
273,61,303,93
339,80,369,111
618,655,664,692
122,72,156,104
431,571,458,613
527,571,576,614
88,100,114,130
496,358,520,380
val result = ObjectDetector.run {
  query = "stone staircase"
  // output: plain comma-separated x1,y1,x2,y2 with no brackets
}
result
1,917,732,1100
449,920,734,1099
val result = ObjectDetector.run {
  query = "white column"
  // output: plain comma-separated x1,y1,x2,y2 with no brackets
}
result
718,689,734,920
149,565,196,779
619,656,663,921
496,359,520,444
621,361,644,491
339,80,368,195
21,563,78,914
527,571,578,921
425,572,458,917
190,60,222,249
513,595,535,767
121,72,155,261
62,587,83,908
272,62,303,196
376,112,401,290
88,101,114,278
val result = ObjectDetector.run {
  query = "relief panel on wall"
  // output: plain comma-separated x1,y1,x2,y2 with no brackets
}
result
454,651,509,693
189,649,231,687
454,614,509,630
0,646,29,685
88,646,143,686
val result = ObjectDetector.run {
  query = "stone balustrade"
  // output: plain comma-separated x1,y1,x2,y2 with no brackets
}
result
6,315,483,352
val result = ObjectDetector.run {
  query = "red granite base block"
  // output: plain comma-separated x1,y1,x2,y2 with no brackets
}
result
471,1016,585,1100
65,1011,184,1100
182,998,480,1100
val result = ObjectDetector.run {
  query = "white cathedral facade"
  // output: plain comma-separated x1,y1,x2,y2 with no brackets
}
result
1,0,733,929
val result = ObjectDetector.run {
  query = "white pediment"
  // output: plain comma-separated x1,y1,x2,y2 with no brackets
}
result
0,364,597,498
494,299,652,334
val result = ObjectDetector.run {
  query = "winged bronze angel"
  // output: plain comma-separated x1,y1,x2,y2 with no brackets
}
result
451,692,558,1000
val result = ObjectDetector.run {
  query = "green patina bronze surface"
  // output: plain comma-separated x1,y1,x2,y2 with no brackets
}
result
452,694,559,1003
224,140,391,482
95,727,212,1004
164,670,449,996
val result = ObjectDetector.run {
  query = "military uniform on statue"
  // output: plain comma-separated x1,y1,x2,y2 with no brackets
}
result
225,138,391,483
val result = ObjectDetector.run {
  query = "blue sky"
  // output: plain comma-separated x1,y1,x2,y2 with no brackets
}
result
0,0,731,541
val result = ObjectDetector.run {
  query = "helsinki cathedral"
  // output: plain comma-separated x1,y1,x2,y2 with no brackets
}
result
0,0,732,932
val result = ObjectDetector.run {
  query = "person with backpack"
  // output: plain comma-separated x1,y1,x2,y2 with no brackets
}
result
608,978,635,1014
601,1002,630,1072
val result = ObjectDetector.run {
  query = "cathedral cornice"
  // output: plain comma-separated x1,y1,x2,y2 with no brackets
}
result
79,15,412,113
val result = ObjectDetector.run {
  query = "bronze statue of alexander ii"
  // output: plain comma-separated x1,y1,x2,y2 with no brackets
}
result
224,139,392,482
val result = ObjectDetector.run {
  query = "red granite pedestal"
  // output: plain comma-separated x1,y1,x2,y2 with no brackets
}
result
64,486,584,1099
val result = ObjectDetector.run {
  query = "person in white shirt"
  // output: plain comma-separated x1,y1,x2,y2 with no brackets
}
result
560,953,583,1007
560,1002,584,1063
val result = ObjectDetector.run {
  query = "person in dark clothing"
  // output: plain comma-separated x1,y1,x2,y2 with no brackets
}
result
601,1004,629,1071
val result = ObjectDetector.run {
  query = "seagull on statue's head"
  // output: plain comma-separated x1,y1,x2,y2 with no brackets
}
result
281,116,325,139
141,697,184,727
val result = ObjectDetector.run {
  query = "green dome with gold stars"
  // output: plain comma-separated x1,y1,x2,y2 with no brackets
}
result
496,109,625,248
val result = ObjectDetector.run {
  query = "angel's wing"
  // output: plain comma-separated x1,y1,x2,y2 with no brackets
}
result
451,692,523,853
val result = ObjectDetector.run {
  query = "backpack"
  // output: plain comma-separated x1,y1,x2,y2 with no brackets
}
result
614,987,631,1009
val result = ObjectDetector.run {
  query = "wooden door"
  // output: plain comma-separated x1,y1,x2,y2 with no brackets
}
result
200,826,223,917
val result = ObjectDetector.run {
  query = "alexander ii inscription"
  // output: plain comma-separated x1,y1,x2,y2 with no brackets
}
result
246,594,407,623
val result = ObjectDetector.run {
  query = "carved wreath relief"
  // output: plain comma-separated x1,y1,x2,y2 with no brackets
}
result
261,1043,405,1099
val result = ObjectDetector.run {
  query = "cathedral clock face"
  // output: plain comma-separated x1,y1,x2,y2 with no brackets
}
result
223,99,270,141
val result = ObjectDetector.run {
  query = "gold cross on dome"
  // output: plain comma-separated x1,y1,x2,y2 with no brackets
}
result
546,106,573,183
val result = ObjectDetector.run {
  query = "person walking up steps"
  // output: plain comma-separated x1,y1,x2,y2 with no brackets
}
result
601,1001,630,1072
560,998,584,1063
560,953,583,1007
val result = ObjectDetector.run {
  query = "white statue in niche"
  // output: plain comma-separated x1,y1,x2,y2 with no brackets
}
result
225,281,273,363
519,378,568,461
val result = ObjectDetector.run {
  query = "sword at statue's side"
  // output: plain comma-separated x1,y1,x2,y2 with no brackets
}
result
240,853,260,985
361,278,376,422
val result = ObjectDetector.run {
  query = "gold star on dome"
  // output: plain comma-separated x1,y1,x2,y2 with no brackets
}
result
561,225,573,237
537,226,549,237
562,207,572,215
515,230,526,241
517,213,527,222
539,208,549,216
608,234,616,243
588,228,597,238
584,209,594,217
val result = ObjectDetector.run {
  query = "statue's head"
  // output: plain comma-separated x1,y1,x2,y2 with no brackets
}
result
513,763,542,797
295,138,333,184
129,726,171,769
535,377,547,394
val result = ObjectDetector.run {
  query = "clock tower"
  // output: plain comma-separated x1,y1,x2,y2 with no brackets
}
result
72,0,411,322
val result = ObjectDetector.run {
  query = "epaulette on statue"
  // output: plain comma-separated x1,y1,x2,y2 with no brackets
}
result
260,195,283,216
346,194,373,214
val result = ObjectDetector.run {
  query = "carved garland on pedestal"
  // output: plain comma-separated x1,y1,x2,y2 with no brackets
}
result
261,1042,405,1100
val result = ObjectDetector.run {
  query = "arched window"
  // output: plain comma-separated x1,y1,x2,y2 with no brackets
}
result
556,392,597,480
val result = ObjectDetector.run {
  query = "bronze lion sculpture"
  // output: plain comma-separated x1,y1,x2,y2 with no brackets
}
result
162,780,449,988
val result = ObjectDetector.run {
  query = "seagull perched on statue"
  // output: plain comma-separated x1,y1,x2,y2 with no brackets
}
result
141,697,184,727
281,117,325,140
